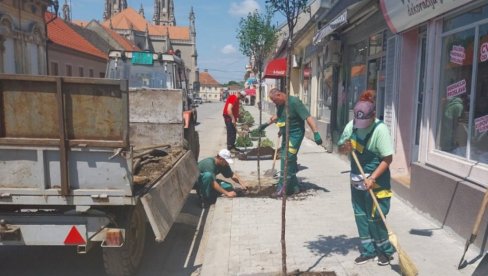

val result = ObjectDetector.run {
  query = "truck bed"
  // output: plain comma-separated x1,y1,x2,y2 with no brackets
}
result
0,74,197,207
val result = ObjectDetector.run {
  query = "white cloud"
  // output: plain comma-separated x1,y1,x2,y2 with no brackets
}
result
229,0,260,17
221,44,237,55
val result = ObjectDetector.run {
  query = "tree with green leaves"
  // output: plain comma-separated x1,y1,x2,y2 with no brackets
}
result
237,7,278,189
265,0,308,274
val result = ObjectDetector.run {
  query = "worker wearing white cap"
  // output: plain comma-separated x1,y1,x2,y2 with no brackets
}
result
195,149,248,206
223,90,247,152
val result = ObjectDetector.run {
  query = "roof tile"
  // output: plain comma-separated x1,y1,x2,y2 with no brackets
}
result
200,71,221,86
46,13,107,60
102,7,189,40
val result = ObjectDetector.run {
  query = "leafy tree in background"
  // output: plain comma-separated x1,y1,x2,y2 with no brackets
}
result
237,6,278,190
265,0,308,274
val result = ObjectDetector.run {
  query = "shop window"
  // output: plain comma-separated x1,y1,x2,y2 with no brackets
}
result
443,4,488,32
347,40,368,109
436,4,488,164
302,62,311,109
472,23,488,164
318,64,332,121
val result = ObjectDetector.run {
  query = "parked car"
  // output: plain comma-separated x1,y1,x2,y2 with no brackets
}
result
194,97,203,104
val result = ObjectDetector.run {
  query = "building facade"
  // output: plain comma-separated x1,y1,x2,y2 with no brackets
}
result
199,69,222,102
0,0,51,74
101,1,199,92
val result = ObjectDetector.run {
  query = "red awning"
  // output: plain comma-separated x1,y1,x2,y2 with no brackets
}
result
245,88,256,96
264,58,287,79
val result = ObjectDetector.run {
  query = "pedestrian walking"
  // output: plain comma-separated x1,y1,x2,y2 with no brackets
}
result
223,90,247,152
195,149,248,206
337,90,396,266
260,88,322,196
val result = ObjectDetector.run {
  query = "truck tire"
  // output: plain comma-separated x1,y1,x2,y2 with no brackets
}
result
103,204,146,276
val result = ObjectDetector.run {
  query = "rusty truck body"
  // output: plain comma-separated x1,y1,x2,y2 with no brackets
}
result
0,69,199,276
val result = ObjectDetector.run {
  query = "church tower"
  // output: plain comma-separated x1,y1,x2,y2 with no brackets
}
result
103,0,128,21
153,0,176,26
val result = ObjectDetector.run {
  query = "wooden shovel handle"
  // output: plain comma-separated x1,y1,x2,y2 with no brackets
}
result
271,135,280,171
351,151,391,232
471,188,488,238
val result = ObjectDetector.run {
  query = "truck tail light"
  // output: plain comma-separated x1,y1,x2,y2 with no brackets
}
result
102,229,124,247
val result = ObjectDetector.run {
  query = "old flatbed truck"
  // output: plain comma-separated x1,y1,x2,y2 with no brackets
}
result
0,51,200,276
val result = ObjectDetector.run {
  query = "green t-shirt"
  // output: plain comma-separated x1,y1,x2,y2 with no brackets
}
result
338,119,394,158
198,157,233,178
276,96,311,130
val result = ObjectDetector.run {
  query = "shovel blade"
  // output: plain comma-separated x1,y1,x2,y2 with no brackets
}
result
264,169,277,176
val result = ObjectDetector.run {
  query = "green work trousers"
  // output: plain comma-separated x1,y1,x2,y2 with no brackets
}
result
198,172,234,204
276,128,304,195
351,187,395,257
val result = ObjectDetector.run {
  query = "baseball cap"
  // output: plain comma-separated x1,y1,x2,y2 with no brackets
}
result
218,149,233,164
353,101,375,129
239,90,246,96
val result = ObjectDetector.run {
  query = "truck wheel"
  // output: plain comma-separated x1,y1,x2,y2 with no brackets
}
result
103,204,146,276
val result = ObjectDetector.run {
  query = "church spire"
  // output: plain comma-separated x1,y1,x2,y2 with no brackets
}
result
62,0,71,22
139,3,145,18
153,0,176,26
103,0,128,20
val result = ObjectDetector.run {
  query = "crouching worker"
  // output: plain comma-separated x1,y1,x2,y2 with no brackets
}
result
196,149,248,206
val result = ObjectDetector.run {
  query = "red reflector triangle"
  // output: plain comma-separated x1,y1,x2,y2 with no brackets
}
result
64,226,86,245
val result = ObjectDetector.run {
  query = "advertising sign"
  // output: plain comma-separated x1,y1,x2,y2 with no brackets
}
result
480,42,488,63
446,79,466,98
380,0,474,33
450,45,466,65
475,115,488,134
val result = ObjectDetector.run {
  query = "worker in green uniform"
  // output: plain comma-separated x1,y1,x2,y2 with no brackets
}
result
337,90,396,266
259,88,322,196
196,149,248,206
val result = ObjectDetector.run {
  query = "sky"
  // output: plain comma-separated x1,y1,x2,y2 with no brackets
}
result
69,0,283,84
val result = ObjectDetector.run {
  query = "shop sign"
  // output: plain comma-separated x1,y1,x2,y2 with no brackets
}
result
446,79,466,98
480,42,488,63
475,115,488,134
380,0,474,33
450,45,466,65
313,10,348,45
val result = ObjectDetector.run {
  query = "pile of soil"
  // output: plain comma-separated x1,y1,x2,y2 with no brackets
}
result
230,174,320,200
132,147,184,187
237,146,280,160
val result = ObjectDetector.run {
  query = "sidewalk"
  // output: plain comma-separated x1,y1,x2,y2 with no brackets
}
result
200,104,480,275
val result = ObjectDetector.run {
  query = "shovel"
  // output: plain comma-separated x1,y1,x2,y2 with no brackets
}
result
458,187,488,269
264,135,280,176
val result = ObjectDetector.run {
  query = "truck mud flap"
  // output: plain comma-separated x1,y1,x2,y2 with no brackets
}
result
140,151,198,242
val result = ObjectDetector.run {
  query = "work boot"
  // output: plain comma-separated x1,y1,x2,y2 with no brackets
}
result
377,254,393,266
354,254,375,265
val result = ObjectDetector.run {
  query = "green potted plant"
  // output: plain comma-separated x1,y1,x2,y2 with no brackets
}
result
235,135,253,149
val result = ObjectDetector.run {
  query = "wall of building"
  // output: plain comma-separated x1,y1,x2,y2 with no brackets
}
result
0,1,49,74
390,29,419,177
48,46,106,77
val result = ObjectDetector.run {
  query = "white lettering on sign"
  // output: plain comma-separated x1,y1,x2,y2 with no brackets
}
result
480,42,488,63
450,45,466,65
475,115,488,134
272,70,285,75
446,79,466,98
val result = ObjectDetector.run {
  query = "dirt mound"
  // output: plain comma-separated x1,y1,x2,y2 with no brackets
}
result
237,146,280,160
